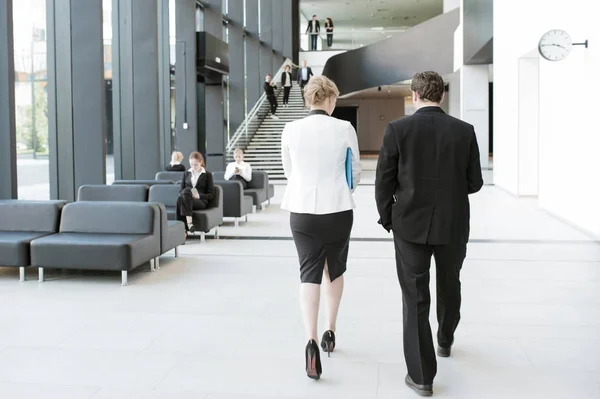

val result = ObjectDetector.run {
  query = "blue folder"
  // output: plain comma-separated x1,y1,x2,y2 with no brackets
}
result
345,148,354,189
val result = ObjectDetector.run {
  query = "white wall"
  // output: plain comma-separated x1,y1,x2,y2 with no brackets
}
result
461,65,489,169
494,0,600,236
298,50,345,76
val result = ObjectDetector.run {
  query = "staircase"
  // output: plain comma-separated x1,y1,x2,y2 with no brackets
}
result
239,86,308,180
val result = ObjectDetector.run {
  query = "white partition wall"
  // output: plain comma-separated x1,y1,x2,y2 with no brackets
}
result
494,0,600,237
461,65,489,169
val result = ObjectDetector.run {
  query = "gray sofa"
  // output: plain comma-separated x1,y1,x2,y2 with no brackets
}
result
155,171,185,183
213,170,272,211
216,180,253,227
148,184,224,242
77,184,185,258
30,202,162,286
0,200,66,281
78,184,148,202
112,180,174,187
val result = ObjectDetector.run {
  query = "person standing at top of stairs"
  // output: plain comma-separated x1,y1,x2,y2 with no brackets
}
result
264,73,279,120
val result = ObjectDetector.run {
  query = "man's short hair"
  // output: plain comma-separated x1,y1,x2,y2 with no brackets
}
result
266,73,272,77
411,71,444,103
313,15,317,18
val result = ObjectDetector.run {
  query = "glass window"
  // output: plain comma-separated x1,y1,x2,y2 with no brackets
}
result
102,0,114,184
170,0,176,150
13,0,49,199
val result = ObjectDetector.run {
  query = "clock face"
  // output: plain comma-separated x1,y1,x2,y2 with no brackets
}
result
538,30,573,61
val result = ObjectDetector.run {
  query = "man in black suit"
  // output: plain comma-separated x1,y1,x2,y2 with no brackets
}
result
306,14,320,50
375,71,483,396
297,60,314,105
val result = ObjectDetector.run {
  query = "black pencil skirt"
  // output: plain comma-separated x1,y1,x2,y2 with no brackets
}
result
290,210,353,284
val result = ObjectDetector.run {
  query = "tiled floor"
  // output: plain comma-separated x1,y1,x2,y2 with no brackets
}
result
1,172,599,398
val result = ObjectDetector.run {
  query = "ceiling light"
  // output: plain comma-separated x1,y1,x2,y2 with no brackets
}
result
371,26,384,30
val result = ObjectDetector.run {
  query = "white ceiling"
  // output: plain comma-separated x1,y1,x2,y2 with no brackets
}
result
341,84,413,99
300,0,444,49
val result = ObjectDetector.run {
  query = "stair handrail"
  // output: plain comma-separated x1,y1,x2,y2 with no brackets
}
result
226,58,292,154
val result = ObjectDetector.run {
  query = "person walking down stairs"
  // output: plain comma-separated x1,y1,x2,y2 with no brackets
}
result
264,73,279,120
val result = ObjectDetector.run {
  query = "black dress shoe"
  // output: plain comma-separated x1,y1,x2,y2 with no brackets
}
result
405,374,433,397
320,330,335,357
437,345,451,358
305,339,322,380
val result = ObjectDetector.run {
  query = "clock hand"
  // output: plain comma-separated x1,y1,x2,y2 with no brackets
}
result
541,43,566,49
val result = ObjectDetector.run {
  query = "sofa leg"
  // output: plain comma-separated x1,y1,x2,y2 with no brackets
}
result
235,218,240,228
214,226,220,240
150,259,156,272
201,231,206,243
174,247,179,257
252,205,257,213
19,267,25,282
244,215,248,223
268,199,271,206
39,268,44,282
155,257,160,270
121,271,128,286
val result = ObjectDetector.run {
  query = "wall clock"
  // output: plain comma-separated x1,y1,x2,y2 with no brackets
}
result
538,29,588,61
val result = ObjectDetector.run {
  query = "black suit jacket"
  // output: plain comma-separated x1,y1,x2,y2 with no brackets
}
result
180,170,215,202
375,106,484,245
306,20,320,34
281,71,293,87
166,164,186,172
297,67,313,84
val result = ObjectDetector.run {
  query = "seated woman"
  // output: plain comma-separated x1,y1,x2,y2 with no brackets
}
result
166,151,186,172
176,151,215,233
224,148,252,189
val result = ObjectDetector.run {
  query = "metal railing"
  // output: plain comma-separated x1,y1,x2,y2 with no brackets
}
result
226,58,292,154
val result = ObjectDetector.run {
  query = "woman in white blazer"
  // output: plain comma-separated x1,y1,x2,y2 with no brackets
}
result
281,75,361,380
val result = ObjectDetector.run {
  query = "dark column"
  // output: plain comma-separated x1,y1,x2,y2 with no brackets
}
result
245,0,261,107
259,0,273,79
282,0,293,60
272,0,283,73
228,0,245,135
158,0,172,166
112,0,161,180
0,0,17,199
174,0,198,158
47,0,106,201
291,0,300,65
200,0,225,171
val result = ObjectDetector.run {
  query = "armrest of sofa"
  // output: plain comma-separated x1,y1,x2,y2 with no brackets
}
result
217,181,246,217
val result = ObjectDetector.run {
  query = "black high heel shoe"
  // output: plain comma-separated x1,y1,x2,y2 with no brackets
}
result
305,339,322,380
320,330,336,357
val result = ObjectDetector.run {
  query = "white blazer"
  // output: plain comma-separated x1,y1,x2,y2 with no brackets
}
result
281,111,361,215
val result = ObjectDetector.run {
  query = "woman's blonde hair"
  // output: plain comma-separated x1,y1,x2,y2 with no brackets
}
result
233,148,244,156
303,75,339,108
171,151,184,163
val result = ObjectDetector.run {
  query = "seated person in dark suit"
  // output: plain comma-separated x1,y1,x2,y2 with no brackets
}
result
224,148,252,189
177,151,215,233
166,151,186,172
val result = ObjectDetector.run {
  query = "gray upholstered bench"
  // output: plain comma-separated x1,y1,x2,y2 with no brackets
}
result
78,184,148,202
112,180,173,187
155,171,185,183
30,202,161,285
77,184,185,258
148,184,223,242
0,200,66,281
213,180,253,227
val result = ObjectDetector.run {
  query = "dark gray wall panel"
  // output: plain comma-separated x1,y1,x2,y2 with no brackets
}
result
281,0,293,60
0,0,17,199
47,0,105,201
245,0,261,107
158,0,172,166
272,0,283,73
204,0,222,38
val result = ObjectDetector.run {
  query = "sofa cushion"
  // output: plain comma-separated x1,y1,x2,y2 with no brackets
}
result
60,202,154,235
165,221,186,252
30,233,156,271
0,231,52,266
0,200,65,233
78,184,148,202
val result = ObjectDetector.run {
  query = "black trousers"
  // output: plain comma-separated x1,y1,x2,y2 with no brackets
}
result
299,80,308,104
283,86,291,105
229,175,248,189
393,235,466,385
177,188,207,227
327,33,333,47
310,34,318,50
267,95,277,115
